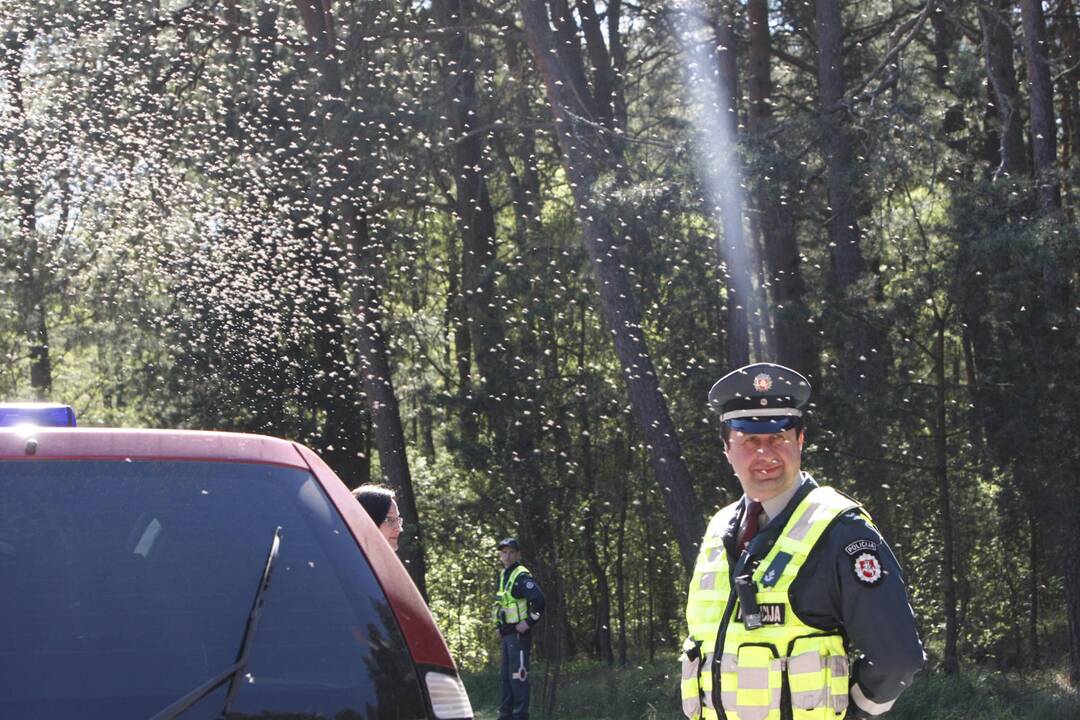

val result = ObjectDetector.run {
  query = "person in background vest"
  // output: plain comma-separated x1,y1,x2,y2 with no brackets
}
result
494,537,545,720
681,363,924,720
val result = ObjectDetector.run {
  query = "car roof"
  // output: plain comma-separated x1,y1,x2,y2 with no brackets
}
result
0,427,307,466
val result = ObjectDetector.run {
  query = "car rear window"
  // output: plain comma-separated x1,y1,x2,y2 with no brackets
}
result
0,459,428,720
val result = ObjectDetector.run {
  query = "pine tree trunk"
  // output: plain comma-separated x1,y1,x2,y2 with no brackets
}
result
347,210,429,598
313,273,369,485
583,502,614,665
929,0,955,88
747,0,817,377
679,3,754,367
616,480,629,667
643,484,657,664
432,5,571,664
577,323,613,665
978,0,1027,178
2,32,53,396
934,318,960,674
814,0,864,289
1019,0,1060,211
431,0,512,440
444,230,480,455
575,0,618,130
519,0,705,570
716,11,753,368
813,0,892,516
1027,505,1040,664
1059,0,1080,209
293,0,427,595
1067,505,1080,686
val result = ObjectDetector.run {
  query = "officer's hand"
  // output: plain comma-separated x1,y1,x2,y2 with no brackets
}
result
514,621,530,634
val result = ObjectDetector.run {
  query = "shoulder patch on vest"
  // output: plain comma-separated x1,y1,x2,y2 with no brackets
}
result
526,581,535,589
844,539,878,556
852,551,883,586
760,551,793,587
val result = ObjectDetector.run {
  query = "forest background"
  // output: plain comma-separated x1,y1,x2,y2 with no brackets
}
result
2,0,1079,717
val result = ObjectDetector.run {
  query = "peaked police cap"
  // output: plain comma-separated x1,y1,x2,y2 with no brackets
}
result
708,363,811,434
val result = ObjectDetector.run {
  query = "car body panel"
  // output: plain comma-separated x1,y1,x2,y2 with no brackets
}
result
0,427,305,468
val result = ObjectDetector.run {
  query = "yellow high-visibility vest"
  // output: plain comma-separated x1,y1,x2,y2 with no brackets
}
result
682,487,865,720
494,564,531,625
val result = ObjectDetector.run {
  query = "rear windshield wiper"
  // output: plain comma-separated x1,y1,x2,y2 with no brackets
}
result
150,526,283,720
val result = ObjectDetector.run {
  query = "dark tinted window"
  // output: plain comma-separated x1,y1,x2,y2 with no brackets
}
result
0,460,428,720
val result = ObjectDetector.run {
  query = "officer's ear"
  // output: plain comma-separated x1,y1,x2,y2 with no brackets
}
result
721,434,735,466
719,423,733,452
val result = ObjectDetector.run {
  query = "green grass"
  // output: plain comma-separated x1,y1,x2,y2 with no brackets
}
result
888,668,1080,720
463,658,683,720
462,658,1080,720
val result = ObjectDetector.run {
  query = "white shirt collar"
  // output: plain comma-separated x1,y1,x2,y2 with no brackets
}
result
757,472,806,526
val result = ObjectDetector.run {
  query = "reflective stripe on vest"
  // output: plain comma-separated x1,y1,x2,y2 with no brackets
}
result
681,656,703,718
683,506,738,720
683,486,866,720
495,564,531,625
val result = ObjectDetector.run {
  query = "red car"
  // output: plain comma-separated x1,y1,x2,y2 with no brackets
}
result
0,426,473,720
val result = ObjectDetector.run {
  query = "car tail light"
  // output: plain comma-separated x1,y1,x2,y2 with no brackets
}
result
424,670,473,719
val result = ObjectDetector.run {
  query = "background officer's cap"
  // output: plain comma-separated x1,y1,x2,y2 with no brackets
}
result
708,362,811,434
497,537,520,550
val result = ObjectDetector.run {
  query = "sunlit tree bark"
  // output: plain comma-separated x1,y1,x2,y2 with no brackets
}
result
518,0,704,571
2,28,54,397
293,0,427,595
747,0,817,377
978,0,1026,178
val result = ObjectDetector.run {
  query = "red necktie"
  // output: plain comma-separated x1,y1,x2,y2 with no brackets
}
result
739,501,763,552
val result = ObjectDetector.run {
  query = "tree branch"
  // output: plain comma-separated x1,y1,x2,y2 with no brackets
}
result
770,45,817,75
846,0,936,105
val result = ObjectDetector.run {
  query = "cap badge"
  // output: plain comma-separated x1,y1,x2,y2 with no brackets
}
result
753,373,773,392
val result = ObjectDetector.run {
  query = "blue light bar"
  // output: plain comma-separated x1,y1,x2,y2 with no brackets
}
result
0,403,77,427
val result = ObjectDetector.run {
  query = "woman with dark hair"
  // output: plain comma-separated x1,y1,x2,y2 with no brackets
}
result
351,484,403,551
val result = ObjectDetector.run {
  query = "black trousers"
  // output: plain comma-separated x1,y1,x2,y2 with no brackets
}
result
498,631,531,720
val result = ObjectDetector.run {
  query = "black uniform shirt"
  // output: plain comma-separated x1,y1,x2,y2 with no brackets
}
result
498,562,546,634
722,475,924,717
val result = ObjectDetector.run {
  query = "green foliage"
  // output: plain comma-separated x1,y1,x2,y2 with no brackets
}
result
464,663,1080,720
3,0,1080,695
412,452,502,670
464,658,685,720
889,669,1080,720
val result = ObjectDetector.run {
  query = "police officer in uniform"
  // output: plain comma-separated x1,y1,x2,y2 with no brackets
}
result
494,538,545,720
681,363,924,720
